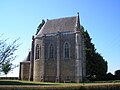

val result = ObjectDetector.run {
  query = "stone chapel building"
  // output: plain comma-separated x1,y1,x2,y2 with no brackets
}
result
19,13,86,83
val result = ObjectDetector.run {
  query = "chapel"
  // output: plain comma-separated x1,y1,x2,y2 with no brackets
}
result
19,13,86,83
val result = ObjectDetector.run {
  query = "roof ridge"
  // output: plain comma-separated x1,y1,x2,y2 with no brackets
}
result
47,16,77,21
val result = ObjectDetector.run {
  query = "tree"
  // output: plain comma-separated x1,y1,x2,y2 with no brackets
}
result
105,72,115,80
115,69,120,80
0,37,19,75
92,52,108,80
1,61,12,77
81,25,108,81
35,19,45,35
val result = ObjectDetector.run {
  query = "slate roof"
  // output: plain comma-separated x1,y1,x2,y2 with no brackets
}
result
37,16,78,37
21,51,31,63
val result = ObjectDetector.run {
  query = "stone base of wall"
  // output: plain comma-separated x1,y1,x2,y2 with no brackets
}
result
20,61,30,81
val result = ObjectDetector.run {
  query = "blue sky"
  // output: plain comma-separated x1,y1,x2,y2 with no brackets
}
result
0,0,120,77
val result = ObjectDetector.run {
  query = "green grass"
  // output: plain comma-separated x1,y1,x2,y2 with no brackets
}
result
0,80,120,90
0,80,120,86
0,80,58,85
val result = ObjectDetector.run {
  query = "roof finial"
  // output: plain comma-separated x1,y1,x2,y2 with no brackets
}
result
32,35,34,40
77,12,79,16
76,12,80,31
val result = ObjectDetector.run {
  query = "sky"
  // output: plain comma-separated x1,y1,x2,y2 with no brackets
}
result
0,0,120,77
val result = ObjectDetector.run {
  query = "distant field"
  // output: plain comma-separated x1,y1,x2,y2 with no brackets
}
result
0,80,120,90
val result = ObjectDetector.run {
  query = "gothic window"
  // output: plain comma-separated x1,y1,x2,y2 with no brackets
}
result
36,44,40,59
64,42,70,59
49,44,54,58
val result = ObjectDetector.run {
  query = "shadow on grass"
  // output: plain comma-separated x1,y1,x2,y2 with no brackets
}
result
0,80,57,86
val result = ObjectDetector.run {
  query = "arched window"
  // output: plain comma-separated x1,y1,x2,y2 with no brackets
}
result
64,42,70,58
36,44,40,59
49,44,54,58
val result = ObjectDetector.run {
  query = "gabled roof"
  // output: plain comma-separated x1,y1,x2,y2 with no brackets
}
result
36,15,79,37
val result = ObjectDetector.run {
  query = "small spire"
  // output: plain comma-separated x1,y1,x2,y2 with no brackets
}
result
77,12,79,16
32,35,34,41
76,12,80,31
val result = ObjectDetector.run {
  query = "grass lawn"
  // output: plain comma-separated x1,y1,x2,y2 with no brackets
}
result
0,80,120,90
0,80,58,85
0,80,120,86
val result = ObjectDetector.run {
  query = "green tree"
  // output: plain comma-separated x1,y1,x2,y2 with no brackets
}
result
105,72,115,80
35,19,45,35
1,61,12,77
115,69,120,80
92,52,108,80
0,37,19,75
81,25,108,81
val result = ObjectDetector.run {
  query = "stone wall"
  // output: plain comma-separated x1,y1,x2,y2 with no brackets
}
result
59,33,76,82
33,32,85,82
43,33,76,82
44,36,57,82
34,39,42,81
20,61,30,81
34,60,41,81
